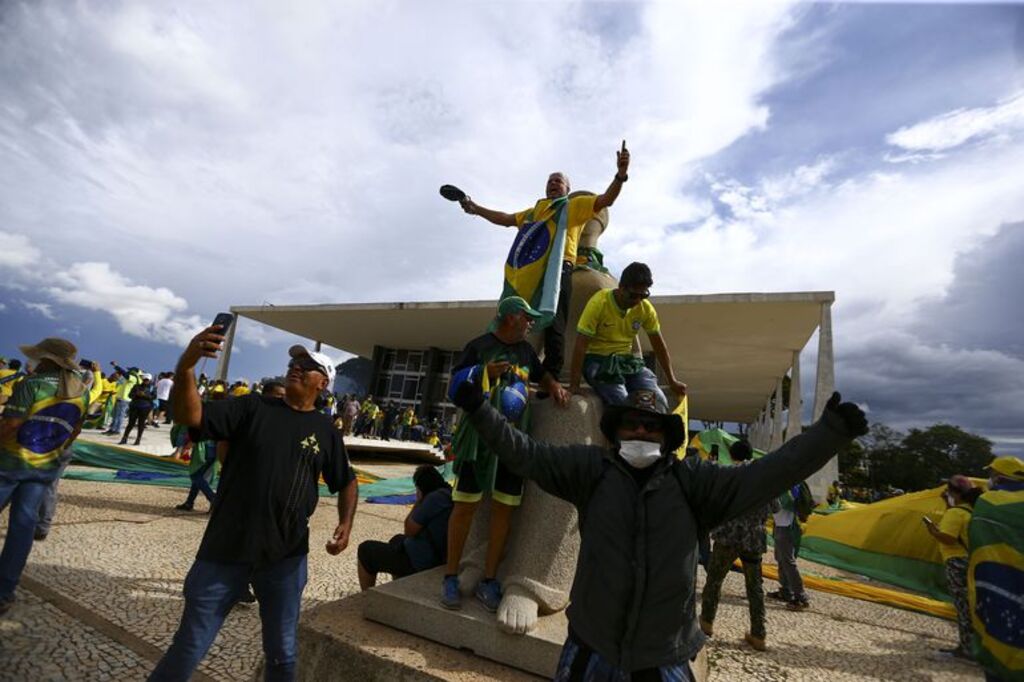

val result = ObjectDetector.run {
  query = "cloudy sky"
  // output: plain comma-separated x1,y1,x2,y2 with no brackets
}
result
1,1,1022,453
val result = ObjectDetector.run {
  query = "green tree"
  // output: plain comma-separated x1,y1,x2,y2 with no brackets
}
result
900,424,993,485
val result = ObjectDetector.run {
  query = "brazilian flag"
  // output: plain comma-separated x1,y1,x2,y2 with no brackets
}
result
501,196,569,330
968,489,1024,680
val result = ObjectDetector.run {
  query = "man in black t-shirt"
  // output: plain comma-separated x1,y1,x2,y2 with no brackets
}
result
150,330,358,682
442,296,569,613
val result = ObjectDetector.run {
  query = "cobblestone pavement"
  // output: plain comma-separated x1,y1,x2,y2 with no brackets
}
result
1,480,981,681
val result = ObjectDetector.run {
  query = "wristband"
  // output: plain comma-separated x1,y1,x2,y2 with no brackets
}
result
615,173,628,182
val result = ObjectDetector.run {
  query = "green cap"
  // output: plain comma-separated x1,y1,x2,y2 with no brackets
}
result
496,296,543,320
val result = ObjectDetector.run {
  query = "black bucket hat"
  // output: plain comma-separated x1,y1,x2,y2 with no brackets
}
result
599,389,687,452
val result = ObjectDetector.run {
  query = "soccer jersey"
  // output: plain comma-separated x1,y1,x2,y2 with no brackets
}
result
514,194,597,265
577,289,661,356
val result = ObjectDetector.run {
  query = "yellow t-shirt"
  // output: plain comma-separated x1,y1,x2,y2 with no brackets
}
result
577,289,661,356
937,505,971,562
514,195,597,265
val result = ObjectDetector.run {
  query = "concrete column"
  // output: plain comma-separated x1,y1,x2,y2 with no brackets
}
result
215,317,237,383
787,350,802,441
808,301,837,501
812,302,835,420
769,377,785,450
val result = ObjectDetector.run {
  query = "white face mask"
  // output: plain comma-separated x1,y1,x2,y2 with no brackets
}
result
618,440,663,469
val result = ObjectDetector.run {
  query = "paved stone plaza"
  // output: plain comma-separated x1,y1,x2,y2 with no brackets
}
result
1,475,980,681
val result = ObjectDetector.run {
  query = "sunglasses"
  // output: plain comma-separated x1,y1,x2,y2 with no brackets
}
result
620,413,663,432
288,358,327,377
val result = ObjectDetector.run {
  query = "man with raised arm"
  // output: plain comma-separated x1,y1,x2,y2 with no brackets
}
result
456,142,631,378
150,326,357,682
449,379,867,679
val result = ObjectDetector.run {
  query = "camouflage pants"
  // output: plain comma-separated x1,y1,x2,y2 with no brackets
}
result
700,542,766,639
945,557,973,654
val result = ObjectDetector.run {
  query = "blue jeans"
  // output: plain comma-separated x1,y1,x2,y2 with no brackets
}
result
149,554,308,682
110,399,129,433
582,358,668,410
0,468,57,600
36,447,75,535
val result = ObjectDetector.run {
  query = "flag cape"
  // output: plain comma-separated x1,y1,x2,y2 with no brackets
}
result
968,489,1024,680
501,196,569,329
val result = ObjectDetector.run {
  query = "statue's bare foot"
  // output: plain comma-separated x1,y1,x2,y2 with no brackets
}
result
457,564,483,597
497,586,539,635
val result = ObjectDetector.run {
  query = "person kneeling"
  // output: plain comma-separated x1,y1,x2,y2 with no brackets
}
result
358,466,452,589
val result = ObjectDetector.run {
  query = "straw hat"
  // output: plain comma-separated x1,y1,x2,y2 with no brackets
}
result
19,338,78,371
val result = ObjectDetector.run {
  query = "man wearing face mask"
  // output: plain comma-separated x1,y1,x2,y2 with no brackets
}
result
449,381,868,679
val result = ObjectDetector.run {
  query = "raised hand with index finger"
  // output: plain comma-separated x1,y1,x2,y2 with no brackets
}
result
616,140,630,179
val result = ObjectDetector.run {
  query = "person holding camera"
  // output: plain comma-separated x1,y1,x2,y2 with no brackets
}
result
149,325,357,681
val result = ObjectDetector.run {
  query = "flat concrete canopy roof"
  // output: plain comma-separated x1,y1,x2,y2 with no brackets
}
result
234,291,833,423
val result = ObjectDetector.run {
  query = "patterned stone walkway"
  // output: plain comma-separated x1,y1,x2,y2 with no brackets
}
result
1,480,981,681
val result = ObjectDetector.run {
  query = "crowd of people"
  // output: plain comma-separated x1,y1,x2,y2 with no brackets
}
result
336,394,447,447
3,145,1020,682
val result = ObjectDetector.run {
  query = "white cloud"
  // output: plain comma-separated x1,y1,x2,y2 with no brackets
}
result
22,301,55,319
0,1,807,312
885,91,1024,153
0,302,6,311
47,262,204,345
0,232,40,269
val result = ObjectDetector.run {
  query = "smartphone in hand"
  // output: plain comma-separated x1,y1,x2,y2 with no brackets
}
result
212,312,235,335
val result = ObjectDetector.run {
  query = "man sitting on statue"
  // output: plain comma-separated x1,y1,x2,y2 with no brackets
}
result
569,261,687,410
442,296,569,612
449,374,868,679
455,141,631,378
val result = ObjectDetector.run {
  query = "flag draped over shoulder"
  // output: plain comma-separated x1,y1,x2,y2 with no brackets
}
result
502,196,569,330
968,489,1024,680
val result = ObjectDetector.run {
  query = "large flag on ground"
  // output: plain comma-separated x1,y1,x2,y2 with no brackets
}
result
502,196,569,329
798,484,963,601
968,489,1024,680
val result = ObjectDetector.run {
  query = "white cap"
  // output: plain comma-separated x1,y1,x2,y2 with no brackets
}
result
288,345,336,390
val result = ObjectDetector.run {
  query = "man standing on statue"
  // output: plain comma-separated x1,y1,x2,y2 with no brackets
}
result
456,141,631,377
442,296,570,612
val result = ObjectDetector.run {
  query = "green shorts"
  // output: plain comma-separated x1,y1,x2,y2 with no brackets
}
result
452,459,523,507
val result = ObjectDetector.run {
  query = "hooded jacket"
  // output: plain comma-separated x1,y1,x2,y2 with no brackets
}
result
467,403,854,671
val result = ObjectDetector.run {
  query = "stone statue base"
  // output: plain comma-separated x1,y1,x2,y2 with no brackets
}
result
291,588,540,681
362,566,566,677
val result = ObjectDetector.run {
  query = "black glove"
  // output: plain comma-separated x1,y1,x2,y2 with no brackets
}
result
452,377,485,414
825,391,868,437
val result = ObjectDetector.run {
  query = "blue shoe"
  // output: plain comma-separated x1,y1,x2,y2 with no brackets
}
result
440,575,461,610
475,578,502,612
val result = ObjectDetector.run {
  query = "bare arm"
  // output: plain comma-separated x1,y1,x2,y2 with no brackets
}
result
593,140,630,212
172,326,225,428
568,334,589,393
459,198,517,227
326,477,359,555
648,333,686,397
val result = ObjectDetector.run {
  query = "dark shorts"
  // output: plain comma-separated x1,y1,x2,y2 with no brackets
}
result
357,535,415,578
452,459,523,507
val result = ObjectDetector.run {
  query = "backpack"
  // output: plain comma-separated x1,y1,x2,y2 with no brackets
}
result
793,481,816,521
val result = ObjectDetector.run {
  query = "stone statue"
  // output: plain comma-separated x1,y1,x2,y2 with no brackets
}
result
457,192,620,634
